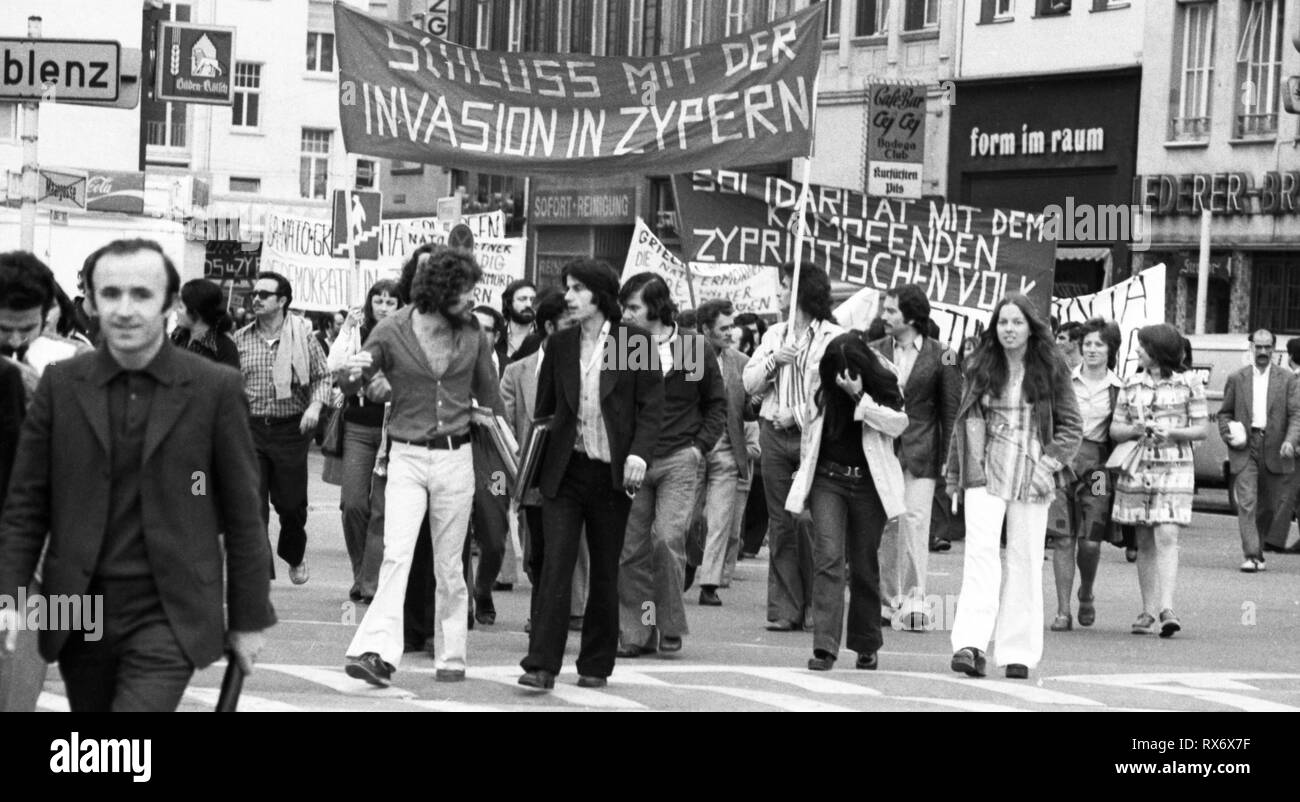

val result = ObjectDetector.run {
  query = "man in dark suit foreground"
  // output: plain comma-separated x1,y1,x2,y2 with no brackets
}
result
518,259,663,690
0,238,275,711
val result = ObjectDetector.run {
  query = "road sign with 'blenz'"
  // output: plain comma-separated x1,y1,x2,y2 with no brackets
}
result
0,38,120,102
155,22,235,105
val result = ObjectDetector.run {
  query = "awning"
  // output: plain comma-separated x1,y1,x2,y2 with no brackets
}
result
1056,246,1112,261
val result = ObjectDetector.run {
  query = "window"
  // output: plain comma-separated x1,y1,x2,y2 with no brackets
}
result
903,0,939,29
356,159,376,189
1170,2,1216,142
508,0,525,51
299,128,332,200
229,176,261,194
231,62,261,129
0,104,17,142
824,0,841,36
856,0,890,36
769,0,797,21
163,3,192,22
1253,254,1300,333
980,0,1014,21
1236,0,1284,137
146,104,187,149
306,31,334,72
726,0,747,35
1036,0,1071,14
637,0,687,56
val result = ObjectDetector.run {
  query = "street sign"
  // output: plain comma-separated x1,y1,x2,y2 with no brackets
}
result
1284,76,1300,115
37,167,88,211
436,194,463,225
867,82,925,200
155,22,235,105
331,190,383,260
0,38,120,102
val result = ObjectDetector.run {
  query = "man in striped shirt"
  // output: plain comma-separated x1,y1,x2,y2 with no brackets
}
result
234,272,331,585
742,263,843,632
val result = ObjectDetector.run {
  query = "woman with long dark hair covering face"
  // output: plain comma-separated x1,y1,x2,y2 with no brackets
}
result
172,279,240,369
1109,323,1207,638
786,332,908,672
328,278,402,603
944,294,1082,681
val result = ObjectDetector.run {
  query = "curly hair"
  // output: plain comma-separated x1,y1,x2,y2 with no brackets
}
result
779,262,834,323
409,247,482,316
964,293,1063,404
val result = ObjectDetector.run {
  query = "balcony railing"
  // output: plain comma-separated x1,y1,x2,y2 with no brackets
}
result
1235,113,1278,138
1169,116,1210,142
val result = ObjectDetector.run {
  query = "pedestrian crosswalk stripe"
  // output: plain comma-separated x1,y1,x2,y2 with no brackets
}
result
260,663,417,699
891,696,1024,712
448,665,648,709
1054,672,1300,712
671,684,857,712
183,686,304,712
615,664,881,696
875,671,1105,706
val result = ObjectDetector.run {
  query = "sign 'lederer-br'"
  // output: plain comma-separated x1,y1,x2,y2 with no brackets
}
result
332,1,824,174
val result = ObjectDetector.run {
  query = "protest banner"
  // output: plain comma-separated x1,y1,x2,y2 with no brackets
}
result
672,170,1057,318
834,266,1166,369
622,218,779,315
261,208,524,312
1052,265,1166,378
333,3,823,175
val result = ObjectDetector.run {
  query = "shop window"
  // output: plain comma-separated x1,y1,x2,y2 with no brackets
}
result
1235,0,1284,138
1252,254,1300,333
1169,2,1216,142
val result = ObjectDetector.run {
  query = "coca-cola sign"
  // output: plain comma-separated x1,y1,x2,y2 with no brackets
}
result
86,170,145,214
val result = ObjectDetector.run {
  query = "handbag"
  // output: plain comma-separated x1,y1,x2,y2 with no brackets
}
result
1104,438,1142,477
320,405,345,457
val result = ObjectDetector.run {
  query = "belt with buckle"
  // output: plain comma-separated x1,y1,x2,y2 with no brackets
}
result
817,459,866,479
389,433,471,450
251,414,300,427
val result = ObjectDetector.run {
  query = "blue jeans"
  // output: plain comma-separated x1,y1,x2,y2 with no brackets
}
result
341,422,385,597
760,421,813,624
809,469,886,656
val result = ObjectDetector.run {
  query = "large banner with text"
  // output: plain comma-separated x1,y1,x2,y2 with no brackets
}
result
622,218,779,315
334,2,823,174
673,170,1057,323
260,209,524,312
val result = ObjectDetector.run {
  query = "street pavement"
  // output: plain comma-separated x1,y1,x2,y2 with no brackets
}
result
34,454,1300,712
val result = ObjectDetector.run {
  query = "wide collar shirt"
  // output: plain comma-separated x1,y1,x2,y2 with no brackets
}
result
1071,365,1124,443
574,320,613,463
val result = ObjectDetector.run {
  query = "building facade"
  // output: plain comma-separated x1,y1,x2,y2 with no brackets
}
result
951,0,1145,297
1133,0,1300,334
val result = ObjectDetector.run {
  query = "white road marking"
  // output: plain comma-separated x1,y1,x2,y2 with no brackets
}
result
619,664,881,695
450,665,647,709
407,700,504,712
1053,672,1300,712
875,671,1105,706
673,684,857,712
259,663,417,699
183,686,304,712
892,696,1024,712
37,692,69,712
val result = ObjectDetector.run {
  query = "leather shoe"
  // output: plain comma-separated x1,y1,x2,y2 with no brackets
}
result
659,635,683,653
475,598,497,626
345,652,394,687
855,651,878,670
807,651,835,671
289,561,310,585
1005,664,1029,679
929,537,952,552
435,668,465,682
517,670,555,690
766,619,797,632
950,647,987,678
576,675,607,688
616,641,655,658
699,587,722,606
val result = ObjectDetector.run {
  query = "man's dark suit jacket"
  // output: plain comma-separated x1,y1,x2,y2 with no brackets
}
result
0,343,276,666
534,321,664,498
1217,365,1300,475
871,335,961,480
0,360,24,511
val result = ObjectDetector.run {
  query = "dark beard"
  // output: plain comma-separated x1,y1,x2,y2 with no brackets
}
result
437,302,471,328
0,344,28,361
506,307,535,326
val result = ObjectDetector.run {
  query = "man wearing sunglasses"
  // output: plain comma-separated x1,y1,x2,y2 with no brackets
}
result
234,273,331,585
